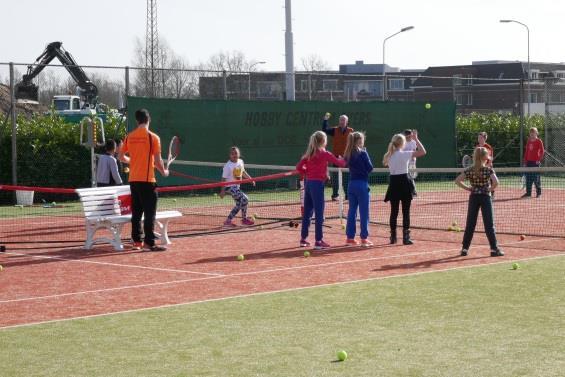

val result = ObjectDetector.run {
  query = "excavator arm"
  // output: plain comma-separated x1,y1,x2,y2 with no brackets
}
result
15,41,98,107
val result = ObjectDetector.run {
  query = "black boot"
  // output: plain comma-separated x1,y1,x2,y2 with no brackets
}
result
402,229,413,245
390,229,397,244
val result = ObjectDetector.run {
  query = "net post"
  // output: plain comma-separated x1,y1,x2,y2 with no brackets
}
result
338,168,344,220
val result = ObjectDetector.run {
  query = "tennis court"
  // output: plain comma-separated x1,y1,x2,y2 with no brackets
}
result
1,165,565,375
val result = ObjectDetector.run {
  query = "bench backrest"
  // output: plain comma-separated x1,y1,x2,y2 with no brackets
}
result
75,185,131,219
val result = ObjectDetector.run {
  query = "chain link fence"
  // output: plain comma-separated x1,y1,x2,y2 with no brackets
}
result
2,61,565,191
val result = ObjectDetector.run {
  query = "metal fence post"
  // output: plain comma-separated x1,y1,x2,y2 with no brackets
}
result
519,79,524,165
222,70,227,100
124,66,130,110
9,62,17,186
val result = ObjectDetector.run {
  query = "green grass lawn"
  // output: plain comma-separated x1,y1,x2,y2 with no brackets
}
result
1,256,563,377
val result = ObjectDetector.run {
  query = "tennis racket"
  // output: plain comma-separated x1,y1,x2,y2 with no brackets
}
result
462,154,473,169
408,160,418,179
166,136,181,169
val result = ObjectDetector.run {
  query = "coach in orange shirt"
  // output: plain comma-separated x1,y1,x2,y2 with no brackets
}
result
119,109,169,251
322,113,354,200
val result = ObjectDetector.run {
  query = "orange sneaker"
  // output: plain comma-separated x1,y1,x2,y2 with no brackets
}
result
361,239,374,247
346,239,359,246
132,241,143,250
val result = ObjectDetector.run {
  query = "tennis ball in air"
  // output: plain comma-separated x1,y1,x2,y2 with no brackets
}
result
512,263,520,270
337,350,348,361
304,251,310,258
123,167,130,173
425,103,431,110
237,254,245,261
520,234,526,241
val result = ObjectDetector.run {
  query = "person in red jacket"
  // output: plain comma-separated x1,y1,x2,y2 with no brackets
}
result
296,131,347,249
523,127,545,198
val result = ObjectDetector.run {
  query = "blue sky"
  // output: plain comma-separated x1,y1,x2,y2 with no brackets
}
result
1,0,563,71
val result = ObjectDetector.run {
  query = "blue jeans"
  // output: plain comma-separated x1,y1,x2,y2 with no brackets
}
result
525,161,541,196
346,180,370,239
301,179,325,241
462,194,498,250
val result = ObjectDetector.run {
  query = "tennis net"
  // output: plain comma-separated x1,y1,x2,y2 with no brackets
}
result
1,163,564,245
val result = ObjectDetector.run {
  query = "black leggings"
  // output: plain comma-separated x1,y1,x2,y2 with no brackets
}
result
389,198,412,231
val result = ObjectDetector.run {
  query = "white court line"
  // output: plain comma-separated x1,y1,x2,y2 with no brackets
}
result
0,236,556,305
2,250,224,277
1,252,563,331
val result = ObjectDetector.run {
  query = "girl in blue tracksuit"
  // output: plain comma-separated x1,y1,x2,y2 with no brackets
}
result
344,132,374,247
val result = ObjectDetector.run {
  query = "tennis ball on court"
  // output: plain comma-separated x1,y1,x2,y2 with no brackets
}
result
341,224,346,230
0,265,3,271
254,213,259,219
520,234,526,241
213,193,218,196
452,221,458,227
425,103,431,110
237,254,245,261
455,226,462,232
304,251,310,258
512,263,520,270
123,167,130,173
448,225,454,231
259,225,264,230
337,350,348,361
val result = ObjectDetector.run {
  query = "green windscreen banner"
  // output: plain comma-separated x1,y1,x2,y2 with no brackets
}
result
126,97,456,169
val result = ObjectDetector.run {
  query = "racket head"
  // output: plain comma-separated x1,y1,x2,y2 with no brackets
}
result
408,161,418,179
462,154,472,169
167,136,181,168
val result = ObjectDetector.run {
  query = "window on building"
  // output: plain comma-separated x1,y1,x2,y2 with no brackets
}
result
554,71,565,79
257,81,283,98
322,79,338,91
529,92,538,103
453,74,473,86
529,69,540,80
72,98,80,110
550,92,563,103
456,93,473,105
388,78,405,90
344,80,382,98
300,80,316,92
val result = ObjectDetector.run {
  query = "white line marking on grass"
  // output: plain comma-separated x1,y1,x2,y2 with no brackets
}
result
2,250,224,277
1,252,562,331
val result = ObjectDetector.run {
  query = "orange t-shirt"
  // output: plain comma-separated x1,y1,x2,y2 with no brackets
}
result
122,127,161,183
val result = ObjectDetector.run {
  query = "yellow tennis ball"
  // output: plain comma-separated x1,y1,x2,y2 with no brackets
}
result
304,251,310,258
337,350,348,361
341,224,346,230
448,226,454,231
237,254,245,261
512,263,520,270
123,167,130,173
425,103,431,110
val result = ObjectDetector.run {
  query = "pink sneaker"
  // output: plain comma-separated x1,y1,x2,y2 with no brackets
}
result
223,219,237,227
300,239,311,247
242,217,255,226
346,239,359,246
361,239,374,247
314,240,331,250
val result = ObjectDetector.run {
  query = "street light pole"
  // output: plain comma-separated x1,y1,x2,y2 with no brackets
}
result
382,26,414,101
500,19,530,117
248,61,266,100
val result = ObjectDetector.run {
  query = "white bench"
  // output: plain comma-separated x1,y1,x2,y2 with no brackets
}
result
76,185,182,251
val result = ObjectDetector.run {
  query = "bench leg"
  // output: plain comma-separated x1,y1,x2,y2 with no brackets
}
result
156,220,172,245
85,222,95,250
110,223,125,251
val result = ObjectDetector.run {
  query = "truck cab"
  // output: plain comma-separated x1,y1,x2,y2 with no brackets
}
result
52,95,97,122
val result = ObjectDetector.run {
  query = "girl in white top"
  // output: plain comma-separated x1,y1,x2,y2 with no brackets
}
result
220,146,255,227
383,132,426,245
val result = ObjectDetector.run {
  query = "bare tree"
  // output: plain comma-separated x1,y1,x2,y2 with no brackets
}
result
301,54,331,71
206,51,252,74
